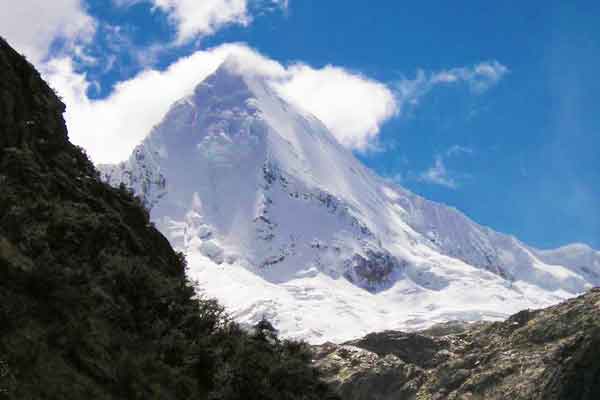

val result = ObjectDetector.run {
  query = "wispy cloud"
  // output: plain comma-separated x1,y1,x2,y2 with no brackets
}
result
446,144,473,157
430,61,509,93
420,157,458,188
395,61,509,114
418,145,473,189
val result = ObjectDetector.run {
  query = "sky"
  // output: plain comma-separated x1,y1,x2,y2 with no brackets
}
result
1,1,599,250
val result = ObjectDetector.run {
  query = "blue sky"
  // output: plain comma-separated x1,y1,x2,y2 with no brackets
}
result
2,1,599,249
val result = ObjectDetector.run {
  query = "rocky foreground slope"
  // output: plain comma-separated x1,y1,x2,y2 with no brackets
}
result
313,288,600,400
0,37,337,399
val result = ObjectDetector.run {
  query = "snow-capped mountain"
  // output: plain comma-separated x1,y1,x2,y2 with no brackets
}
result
99,59,600,343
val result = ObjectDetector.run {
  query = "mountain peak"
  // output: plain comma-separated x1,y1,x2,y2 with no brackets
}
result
193,60,254,99
219,54,260,77
100,54,600,344
194,56,275,97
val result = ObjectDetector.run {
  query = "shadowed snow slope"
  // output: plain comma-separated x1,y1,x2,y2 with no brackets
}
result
100,60,600,343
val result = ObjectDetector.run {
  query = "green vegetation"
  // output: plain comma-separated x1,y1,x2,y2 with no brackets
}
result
0,36,338,399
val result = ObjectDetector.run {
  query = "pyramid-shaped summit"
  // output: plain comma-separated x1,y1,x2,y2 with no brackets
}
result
100,60,600,343
193,56,260,97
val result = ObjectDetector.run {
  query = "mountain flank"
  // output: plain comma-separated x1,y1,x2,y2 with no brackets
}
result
0,37,337,400
98,57,600,343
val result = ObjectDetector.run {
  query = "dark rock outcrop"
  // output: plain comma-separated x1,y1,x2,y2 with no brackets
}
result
343,250,405,292
0,37,337,400
314,288,600,400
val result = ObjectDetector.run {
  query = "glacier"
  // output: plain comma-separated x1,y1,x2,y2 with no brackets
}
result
99,58,600,343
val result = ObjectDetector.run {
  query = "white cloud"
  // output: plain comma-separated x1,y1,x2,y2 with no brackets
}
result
153,0,250,43
276,65,398,150
396,60,509,112
114,0,288,44
0,0,95,65
419,146,473,189
45,43,398,163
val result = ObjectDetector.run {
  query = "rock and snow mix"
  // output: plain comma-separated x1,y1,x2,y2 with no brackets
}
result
100,60,600,343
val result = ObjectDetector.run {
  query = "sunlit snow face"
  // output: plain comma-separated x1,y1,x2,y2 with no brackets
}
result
98,60,600,344
196,129,261,164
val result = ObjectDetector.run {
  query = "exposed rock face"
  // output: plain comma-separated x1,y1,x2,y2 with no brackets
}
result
343,250,405,292
0,37,337,400
314,288,600,400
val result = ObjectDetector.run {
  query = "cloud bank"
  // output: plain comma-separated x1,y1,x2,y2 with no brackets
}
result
45,43,398,163
276,65,398,150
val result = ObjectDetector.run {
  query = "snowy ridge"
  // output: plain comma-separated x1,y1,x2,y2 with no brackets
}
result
99,60,600,343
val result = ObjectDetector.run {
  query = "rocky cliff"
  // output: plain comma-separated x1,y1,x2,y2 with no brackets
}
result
314,288,600,399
